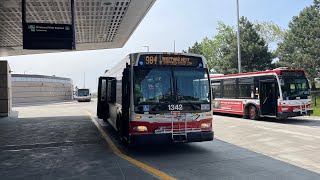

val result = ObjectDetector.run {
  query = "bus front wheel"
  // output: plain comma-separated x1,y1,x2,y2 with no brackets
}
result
248,105,259,120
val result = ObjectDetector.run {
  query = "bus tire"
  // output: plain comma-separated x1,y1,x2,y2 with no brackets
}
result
248,105,259,120
243,107,249,119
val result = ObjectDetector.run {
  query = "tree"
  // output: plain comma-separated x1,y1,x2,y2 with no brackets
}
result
255,21,286,45
277,0,320,90
183,18,273,74
217,17,273,74
183,41,202,54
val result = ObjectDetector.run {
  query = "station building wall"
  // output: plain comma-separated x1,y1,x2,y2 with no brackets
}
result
11,74,73,104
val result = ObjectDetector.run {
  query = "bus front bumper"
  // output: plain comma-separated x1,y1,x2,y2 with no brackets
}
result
129,131,214,145
277,109,313,119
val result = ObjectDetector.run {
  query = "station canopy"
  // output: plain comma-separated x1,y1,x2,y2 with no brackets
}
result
0,0,156,57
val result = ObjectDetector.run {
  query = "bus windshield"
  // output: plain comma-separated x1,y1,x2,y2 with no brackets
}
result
134,68,172,104
174,69,210,103
134,67,210,105
78,89,90,96
281,78,310,100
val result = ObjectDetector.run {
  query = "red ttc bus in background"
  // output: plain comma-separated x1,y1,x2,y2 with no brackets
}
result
211,68,312,120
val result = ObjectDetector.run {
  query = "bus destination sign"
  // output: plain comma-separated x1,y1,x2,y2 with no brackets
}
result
138,54,202,67
281,71,305,77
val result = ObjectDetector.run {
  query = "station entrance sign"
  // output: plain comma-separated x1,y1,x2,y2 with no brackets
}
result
21,0,76,50
23,23,74,50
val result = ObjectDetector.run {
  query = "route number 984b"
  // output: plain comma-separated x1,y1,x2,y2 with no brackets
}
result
168,104,183,111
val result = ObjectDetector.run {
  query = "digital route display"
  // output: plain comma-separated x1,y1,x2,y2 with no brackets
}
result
138,54,203,67
281,71,305,77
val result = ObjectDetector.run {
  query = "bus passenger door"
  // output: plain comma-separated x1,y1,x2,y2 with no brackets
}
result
97,77,112,120
121,68,130,139
259,81,277,116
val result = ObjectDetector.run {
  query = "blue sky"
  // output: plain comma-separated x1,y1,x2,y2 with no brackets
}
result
3,0,313,92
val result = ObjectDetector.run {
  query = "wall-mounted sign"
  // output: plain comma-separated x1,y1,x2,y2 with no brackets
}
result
23,23,74,50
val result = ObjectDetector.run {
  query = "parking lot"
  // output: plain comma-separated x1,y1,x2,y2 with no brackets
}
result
0,100,319,179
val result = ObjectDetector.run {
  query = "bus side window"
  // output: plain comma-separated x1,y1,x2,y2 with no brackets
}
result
239,77,253,98
101,79,107,101
107,78,117,103
111,79,117,103
107,80,112,102
211,87,215,100
222,79,236,98
211,80,221,99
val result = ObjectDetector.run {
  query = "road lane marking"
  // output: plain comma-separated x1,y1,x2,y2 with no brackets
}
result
85,111,176,180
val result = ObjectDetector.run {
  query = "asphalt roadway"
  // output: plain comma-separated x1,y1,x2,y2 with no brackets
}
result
0,100,319,180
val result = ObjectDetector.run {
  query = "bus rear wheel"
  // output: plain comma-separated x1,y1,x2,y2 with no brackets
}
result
248,105,259,120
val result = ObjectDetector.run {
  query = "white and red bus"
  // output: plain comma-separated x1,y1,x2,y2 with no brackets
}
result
210,68,312,120
75,88,91,102
97,52,213,144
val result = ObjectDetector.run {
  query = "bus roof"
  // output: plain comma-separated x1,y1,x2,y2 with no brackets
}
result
210,68,305,79
131,52,205,58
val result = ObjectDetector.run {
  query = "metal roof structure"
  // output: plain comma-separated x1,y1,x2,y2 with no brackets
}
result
0,0,156,57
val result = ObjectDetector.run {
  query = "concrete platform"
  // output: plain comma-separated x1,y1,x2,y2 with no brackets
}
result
1,101,319,180
0,115,156,180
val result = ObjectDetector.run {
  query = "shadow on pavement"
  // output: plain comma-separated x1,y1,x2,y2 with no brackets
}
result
0,115,156,180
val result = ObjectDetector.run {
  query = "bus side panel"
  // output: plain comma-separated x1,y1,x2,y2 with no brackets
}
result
213,99,244,115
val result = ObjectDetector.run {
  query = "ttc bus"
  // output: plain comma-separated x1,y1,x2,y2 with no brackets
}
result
97,52,213,144
76,88,91,102
211,68,312,120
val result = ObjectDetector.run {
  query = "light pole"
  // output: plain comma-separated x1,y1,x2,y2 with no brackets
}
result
236,0,241,73
142,46,149,52
83,72,85,88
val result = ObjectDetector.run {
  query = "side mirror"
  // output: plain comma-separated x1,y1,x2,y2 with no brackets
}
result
90,93,92,96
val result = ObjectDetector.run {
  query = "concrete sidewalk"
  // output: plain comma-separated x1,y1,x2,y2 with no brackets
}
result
0,114,156,180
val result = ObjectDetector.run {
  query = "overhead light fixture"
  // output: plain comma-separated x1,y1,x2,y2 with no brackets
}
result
104,2,112,6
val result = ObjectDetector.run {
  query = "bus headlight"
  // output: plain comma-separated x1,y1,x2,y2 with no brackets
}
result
133,126,148,132
201,123,211,129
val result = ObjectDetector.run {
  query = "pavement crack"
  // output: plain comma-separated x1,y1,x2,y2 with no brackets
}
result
45,147,63,180
116,157,126,180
